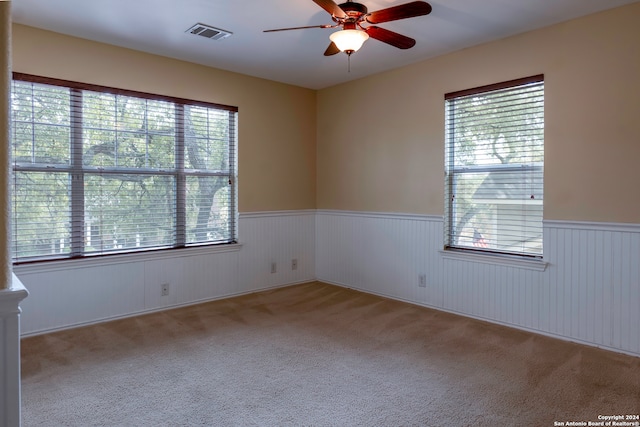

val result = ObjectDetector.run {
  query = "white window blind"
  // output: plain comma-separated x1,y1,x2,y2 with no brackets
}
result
444,75,544,258
11,74,237,262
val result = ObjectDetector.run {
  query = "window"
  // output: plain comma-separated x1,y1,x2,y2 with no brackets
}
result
11,74,237,262
444,75,544,258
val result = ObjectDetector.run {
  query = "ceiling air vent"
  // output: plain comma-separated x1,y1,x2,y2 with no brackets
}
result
186,23,232,41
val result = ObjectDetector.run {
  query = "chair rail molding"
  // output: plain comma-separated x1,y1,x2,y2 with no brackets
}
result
16,210,316,337
316,209,640,357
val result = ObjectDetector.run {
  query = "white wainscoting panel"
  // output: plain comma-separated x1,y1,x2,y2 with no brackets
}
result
15,210,316,336
16,260,148,335
316,210,640,357
238,210,316,292
13,208,639,357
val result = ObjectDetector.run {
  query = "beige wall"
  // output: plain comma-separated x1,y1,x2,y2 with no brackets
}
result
317,3,640,223
11,24,317,213
10,3,640,223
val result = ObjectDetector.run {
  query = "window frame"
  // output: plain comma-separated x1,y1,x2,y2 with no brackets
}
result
11,73,238,264
444,75,544,260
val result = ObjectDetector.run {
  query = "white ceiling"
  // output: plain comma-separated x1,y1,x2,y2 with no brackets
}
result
10,0,639,90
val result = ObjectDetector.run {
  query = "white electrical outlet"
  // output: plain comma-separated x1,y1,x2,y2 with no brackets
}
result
292,259,298,270
161,283,170,296
418,274,427,288
271,262,277,274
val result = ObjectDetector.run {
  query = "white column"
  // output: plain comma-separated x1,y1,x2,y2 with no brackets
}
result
0,276,28,427
0,0,11,291
1,2,29,427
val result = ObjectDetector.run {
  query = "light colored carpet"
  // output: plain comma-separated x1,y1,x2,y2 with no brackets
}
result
21,281,640,426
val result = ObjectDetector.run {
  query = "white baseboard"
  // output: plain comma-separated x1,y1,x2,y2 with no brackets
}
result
15,209,640,358
316,210,640,357
20,279,311,338
319,278,640,359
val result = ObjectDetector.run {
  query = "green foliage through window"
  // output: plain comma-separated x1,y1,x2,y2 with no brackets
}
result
444,76,544,257
11,74,238,262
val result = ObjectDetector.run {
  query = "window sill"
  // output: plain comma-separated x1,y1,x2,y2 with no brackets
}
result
13,243,243,274
439,249,548,271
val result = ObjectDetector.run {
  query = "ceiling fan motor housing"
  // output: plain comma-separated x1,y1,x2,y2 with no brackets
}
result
338,2,368,19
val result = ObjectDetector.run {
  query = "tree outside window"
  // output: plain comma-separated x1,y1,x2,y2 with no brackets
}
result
11,75,237,262
444,76,544,257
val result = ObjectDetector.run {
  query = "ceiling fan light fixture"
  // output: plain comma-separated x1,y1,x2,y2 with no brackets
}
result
329,29,369,53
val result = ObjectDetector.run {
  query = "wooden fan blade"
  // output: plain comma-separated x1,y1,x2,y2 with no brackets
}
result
313,0,347,19
264,24,334,32
366,26,416,49
365,1,432,24
324,42,341,56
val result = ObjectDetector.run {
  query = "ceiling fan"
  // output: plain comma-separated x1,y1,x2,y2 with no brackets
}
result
264,0,433,57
